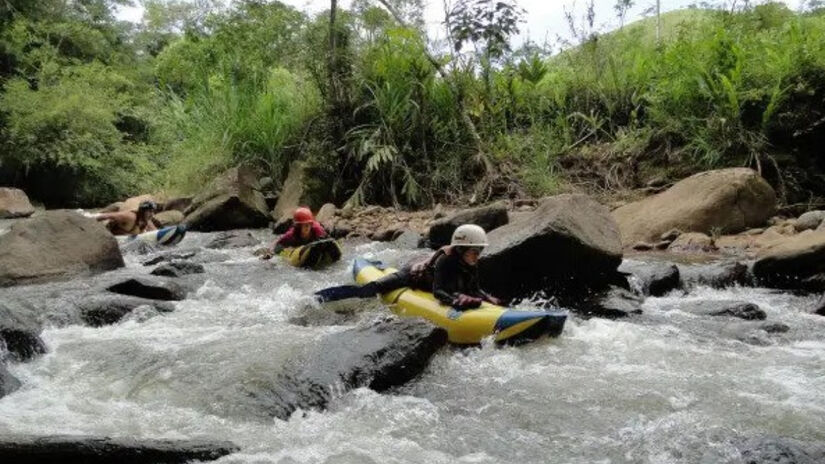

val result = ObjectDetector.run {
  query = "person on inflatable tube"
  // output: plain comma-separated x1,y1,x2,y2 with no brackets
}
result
334,224,502,310
96,200,158,236
262,207,328,259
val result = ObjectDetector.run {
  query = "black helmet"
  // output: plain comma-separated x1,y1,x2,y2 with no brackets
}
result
138,200,157,212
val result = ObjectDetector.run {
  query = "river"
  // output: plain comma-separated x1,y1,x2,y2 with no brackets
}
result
1,229,824,463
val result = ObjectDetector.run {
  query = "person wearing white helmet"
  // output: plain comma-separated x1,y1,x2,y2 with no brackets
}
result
430,224,501,309
315,224,502,309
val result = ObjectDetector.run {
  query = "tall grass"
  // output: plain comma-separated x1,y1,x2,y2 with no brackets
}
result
157,67,321,194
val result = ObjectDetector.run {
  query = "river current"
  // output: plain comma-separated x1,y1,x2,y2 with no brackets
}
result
1,229,823,463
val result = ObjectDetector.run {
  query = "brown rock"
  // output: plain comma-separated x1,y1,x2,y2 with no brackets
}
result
668,232,716,253
753,230,825,290
271,161,311,221
632,242,653,251
316,203,337,225
0,188,35,219
162,197,193,213
154,210,184,227
613,168,776,246
660,228,682,242
183,167,270,231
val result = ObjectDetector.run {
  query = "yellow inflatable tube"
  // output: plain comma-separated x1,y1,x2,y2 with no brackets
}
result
280,239,342,269
352,257,566,345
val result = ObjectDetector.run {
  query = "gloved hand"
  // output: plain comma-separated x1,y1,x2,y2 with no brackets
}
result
452,294,483,310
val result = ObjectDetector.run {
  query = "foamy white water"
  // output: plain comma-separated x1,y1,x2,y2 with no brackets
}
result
1,235,824,463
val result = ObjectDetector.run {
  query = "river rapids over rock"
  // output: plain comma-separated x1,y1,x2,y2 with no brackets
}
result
1,229,824,463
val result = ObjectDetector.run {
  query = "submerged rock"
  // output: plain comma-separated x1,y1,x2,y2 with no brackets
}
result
573,286,643,318
0,211,123,287
0,363,21,399
0,187,35,219
106,277,187,301
141,251,197,266
678,261,749,289
613,168,776,246
76,295,175,327
426,202,508,249
479,194,624,301
205,231,260,249
736,436,825,464
183,167,270,231
0,301,47,362
247,318,446,420
0,435,238,464
150,261,205,278
620,261,681,297
677,301,767,320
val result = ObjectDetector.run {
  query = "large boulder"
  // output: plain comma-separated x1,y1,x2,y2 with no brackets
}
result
0,211,123,287
479,194,624,300
244,318,446,420
613,168,776,246
752,230,825,291
183,167,270,231
0,188,35,219
271,161,311,222
153,210,184,228
0,364,21,399
0,301,47,362
426,202,509,249
0,435,238,464
160,197,192,213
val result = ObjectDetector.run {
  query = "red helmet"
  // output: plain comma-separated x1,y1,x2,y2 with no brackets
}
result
293,207,314,224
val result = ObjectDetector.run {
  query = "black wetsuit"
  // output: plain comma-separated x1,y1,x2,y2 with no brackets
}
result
362,248,491,306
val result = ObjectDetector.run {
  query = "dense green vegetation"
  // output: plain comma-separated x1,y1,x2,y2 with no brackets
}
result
1,0,824,208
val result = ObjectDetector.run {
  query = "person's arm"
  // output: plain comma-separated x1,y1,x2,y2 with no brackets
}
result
312,222,328,239
432,257,461,305
144,220,157,232
276,227,296,248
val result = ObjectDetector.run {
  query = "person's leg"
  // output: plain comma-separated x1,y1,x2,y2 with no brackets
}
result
360,269,412,296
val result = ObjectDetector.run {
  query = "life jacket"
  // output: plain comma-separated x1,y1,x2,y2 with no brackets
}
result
407,246,452,283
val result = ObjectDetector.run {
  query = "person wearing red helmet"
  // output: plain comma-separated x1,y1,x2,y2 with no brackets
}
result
262,207,328,259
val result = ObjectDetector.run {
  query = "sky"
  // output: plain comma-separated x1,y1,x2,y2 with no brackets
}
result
116,0,802,49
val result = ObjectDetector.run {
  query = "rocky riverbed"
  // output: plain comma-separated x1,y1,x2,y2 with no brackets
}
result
1,224,824,463
2,166,825,463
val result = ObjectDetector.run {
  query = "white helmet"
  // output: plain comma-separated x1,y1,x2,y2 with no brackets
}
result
451,224,488,247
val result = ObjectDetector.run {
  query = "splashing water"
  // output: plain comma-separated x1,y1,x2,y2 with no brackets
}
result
1,233,824,463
